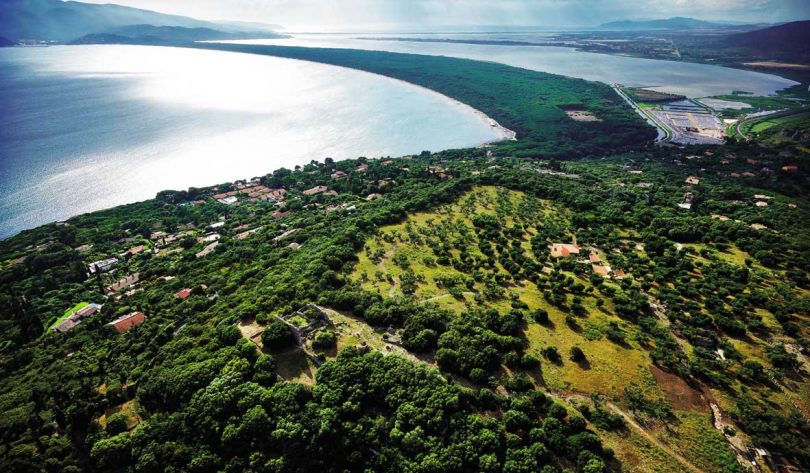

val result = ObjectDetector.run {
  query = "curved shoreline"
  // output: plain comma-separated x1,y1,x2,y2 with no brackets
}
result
193,42,518,146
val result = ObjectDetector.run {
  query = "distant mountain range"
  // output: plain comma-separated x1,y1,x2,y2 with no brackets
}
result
0,0,284,42
0,35,14,47
724,20,810,55
69,25,276,45
600,17,731,30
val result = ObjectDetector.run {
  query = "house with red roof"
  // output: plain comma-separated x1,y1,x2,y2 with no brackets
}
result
108,311,146,333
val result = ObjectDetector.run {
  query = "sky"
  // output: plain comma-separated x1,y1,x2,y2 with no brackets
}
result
80,0,810,31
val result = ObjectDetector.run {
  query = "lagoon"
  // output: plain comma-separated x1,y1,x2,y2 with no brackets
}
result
227,34,797,98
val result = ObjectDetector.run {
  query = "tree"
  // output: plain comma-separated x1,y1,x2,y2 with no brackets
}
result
312,330,337,350
569,346,586,362
261,321,295,351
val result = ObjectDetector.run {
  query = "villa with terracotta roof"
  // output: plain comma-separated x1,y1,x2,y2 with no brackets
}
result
303,185,328,196
108,311,146,333
175,288,192,300
550,243,581,258
588,252,602,263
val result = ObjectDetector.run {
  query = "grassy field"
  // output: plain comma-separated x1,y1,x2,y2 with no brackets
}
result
348,185,779,472
352,186,661,399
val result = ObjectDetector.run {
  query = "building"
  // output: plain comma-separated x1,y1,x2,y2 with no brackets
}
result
755,201,768,207
87,257,119,275
366,193,381,201
106,273,140,294
588,252,602,263
550,243,581,258
591,265,611,277
685,176,700,185
196,241,219,258
272,210,290,220
53,303,103,333
217,196,238,205
782,165,798,172
303,185,328,196
108,311,146,333
331,170,348,180
175,288,193,300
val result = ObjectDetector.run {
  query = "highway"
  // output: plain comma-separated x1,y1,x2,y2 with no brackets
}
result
612,84,672,142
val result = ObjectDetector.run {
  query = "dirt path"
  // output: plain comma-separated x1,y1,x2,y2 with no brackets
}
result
561,393,703,473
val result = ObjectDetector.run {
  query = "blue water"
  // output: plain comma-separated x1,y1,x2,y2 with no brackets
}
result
0,45,506,239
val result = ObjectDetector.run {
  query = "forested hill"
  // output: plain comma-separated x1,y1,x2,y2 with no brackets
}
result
724,21,810,60
194,43,656,158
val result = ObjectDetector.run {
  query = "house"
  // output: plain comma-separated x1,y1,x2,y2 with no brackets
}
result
755,201,768,207
782,165,798,172
272,210,289,220
108,311,146,333
753,194,772,200
196,241,219,258
356,163,368,172
591,265,611,277
742,172,756,177
677,203,692,210
746,158,759,165
685,176,700,185
637,182,653,188
217,196,238,205
88,257,119,275
235,227,262,240
331,171,348,180
129,244,146,254
207,221,225,230
366,193,381,201
588,252,602,263
106,273,140,294
198,233,220,243
550,243,581,258
750,224,768,230
303,185,328,196
53,303,103,333
175,288,193,300
288,242,301,250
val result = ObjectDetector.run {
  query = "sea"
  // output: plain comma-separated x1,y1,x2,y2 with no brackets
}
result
0,45,506,239
0,37,798,238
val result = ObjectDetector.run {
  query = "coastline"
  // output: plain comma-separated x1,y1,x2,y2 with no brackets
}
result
199,41,518,145
0,44,516,241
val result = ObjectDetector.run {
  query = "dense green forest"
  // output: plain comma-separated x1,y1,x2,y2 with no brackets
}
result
0,46,807,473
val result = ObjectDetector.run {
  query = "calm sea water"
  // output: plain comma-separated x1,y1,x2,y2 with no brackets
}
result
0,45,505,239
227,34,798,97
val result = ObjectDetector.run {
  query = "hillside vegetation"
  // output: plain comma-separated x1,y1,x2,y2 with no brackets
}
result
0,47,807,473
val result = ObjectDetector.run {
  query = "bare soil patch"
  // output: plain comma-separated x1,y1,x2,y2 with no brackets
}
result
649,365,708,412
